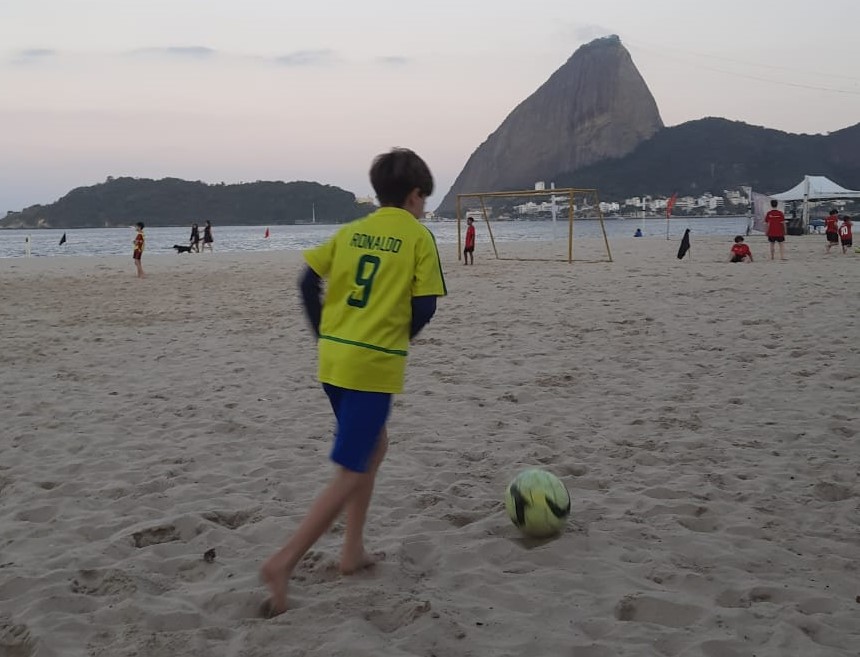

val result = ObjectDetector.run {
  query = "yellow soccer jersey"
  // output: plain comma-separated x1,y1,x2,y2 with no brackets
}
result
304,207,447,393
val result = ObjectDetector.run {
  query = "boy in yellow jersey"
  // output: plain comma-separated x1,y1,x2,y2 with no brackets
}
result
260,148,446,616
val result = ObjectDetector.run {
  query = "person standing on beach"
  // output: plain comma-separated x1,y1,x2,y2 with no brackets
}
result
464,217,476,265
260,148,447,617
190,222,200,253
839,216,853,254
824,209,840,254
133,222,145,278
765,199,786,260
202,220,214,252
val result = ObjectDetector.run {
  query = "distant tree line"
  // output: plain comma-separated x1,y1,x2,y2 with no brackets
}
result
0,177,376,229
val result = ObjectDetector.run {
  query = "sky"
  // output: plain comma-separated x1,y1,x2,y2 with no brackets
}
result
2,0,859,214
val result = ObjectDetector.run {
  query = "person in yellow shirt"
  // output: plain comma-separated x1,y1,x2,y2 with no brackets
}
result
260,148,446,616
132,222,145,278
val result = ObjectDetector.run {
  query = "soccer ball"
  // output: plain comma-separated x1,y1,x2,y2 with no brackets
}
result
504,469,571,538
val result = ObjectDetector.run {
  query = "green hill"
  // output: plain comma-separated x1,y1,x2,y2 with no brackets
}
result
556,118,860,199
0,177,375,229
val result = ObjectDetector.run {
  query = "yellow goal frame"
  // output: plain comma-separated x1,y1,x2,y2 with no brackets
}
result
456,188,612,263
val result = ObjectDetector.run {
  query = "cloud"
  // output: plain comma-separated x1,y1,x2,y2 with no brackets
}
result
375,56,410,66
10,48,57,65
129,46,218,59
565,23,614,43
273,49,337,66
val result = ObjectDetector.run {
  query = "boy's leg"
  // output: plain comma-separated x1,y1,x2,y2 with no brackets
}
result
341,427,388,573
769,241,775,259
779,241,785,260
260,468,367,615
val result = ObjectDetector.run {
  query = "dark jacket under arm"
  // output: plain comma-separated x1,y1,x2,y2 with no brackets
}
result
410,296,437,339
299,265,323,337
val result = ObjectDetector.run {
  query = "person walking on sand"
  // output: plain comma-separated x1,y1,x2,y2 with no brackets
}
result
464,217,476,265
132,222,145,278
259,148,447,617
839,216,853,254
202,220,214,252
824,209,840,254
190,222,200,253
765,199,786,260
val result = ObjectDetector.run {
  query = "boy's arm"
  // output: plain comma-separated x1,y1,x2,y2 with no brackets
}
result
410,296,437,339
298,265,323,337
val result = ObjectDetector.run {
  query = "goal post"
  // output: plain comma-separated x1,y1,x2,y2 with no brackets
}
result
455,188,613,263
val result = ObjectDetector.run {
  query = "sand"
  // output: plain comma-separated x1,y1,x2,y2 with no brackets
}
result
1,235,858,657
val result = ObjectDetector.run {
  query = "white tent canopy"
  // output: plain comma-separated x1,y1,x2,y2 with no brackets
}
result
771,175,860,201
769,175,860,231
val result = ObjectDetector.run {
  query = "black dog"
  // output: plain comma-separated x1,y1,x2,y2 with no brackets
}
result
173,244,194,254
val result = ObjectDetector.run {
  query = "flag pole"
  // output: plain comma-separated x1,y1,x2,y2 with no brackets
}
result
666,192,678,240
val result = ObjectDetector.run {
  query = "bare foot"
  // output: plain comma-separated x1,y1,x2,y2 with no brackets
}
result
259,561,288,617
339,550,383,575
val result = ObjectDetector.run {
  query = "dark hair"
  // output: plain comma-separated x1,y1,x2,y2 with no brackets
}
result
136,222,145,229
830,209,839,215
844,215,852,222
770,200,778,208
734,235,744,243
370,148,433,207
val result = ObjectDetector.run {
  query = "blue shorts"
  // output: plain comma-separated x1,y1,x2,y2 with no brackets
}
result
323,384,392,473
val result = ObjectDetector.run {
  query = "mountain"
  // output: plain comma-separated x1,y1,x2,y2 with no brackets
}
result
436,35,663,213
0,177,375,229
554,118,860,199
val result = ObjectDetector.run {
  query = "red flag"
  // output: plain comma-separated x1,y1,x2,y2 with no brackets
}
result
666,193,678,219
264,227,270,238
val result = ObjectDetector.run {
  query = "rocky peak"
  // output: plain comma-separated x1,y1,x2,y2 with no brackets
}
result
436,35,663,213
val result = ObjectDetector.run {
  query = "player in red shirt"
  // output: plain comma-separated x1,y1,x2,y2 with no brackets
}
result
463,217,476,265
728,235,753,263
839,216,853,254
824,209,840,253
764,199,786,260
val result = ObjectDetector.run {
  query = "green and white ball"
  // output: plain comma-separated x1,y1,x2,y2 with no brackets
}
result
504,469,571,537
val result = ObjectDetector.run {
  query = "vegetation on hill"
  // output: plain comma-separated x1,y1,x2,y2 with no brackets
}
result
1,177,375,229
556,118,860,200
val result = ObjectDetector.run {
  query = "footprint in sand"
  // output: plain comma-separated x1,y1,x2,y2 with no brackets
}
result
0,619,35,657
812,482,854,502
70,569,138,597
614,594,702,628
291,550,341,585
363,598,431,633
201,508,261,529
131,523,181,548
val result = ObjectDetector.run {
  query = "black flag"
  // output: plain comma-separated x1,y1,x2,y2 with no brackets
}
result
677,229,691,260
59,232,67,246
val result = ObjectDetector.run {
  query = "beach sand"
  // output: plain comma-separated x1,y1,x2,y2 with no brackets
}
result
1,235,858,657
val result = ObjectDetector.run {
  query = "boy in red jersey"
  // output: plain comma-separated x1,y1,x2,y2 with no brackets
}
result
464,217,476,265
728,235,753,263
839,216,853,254
260,149,446,617
765,199,786,260
132,222,145,278
824,209,840,253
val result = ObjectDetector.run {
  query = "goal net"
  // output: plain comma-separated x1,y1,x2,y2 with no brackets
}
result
455,188,612,263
